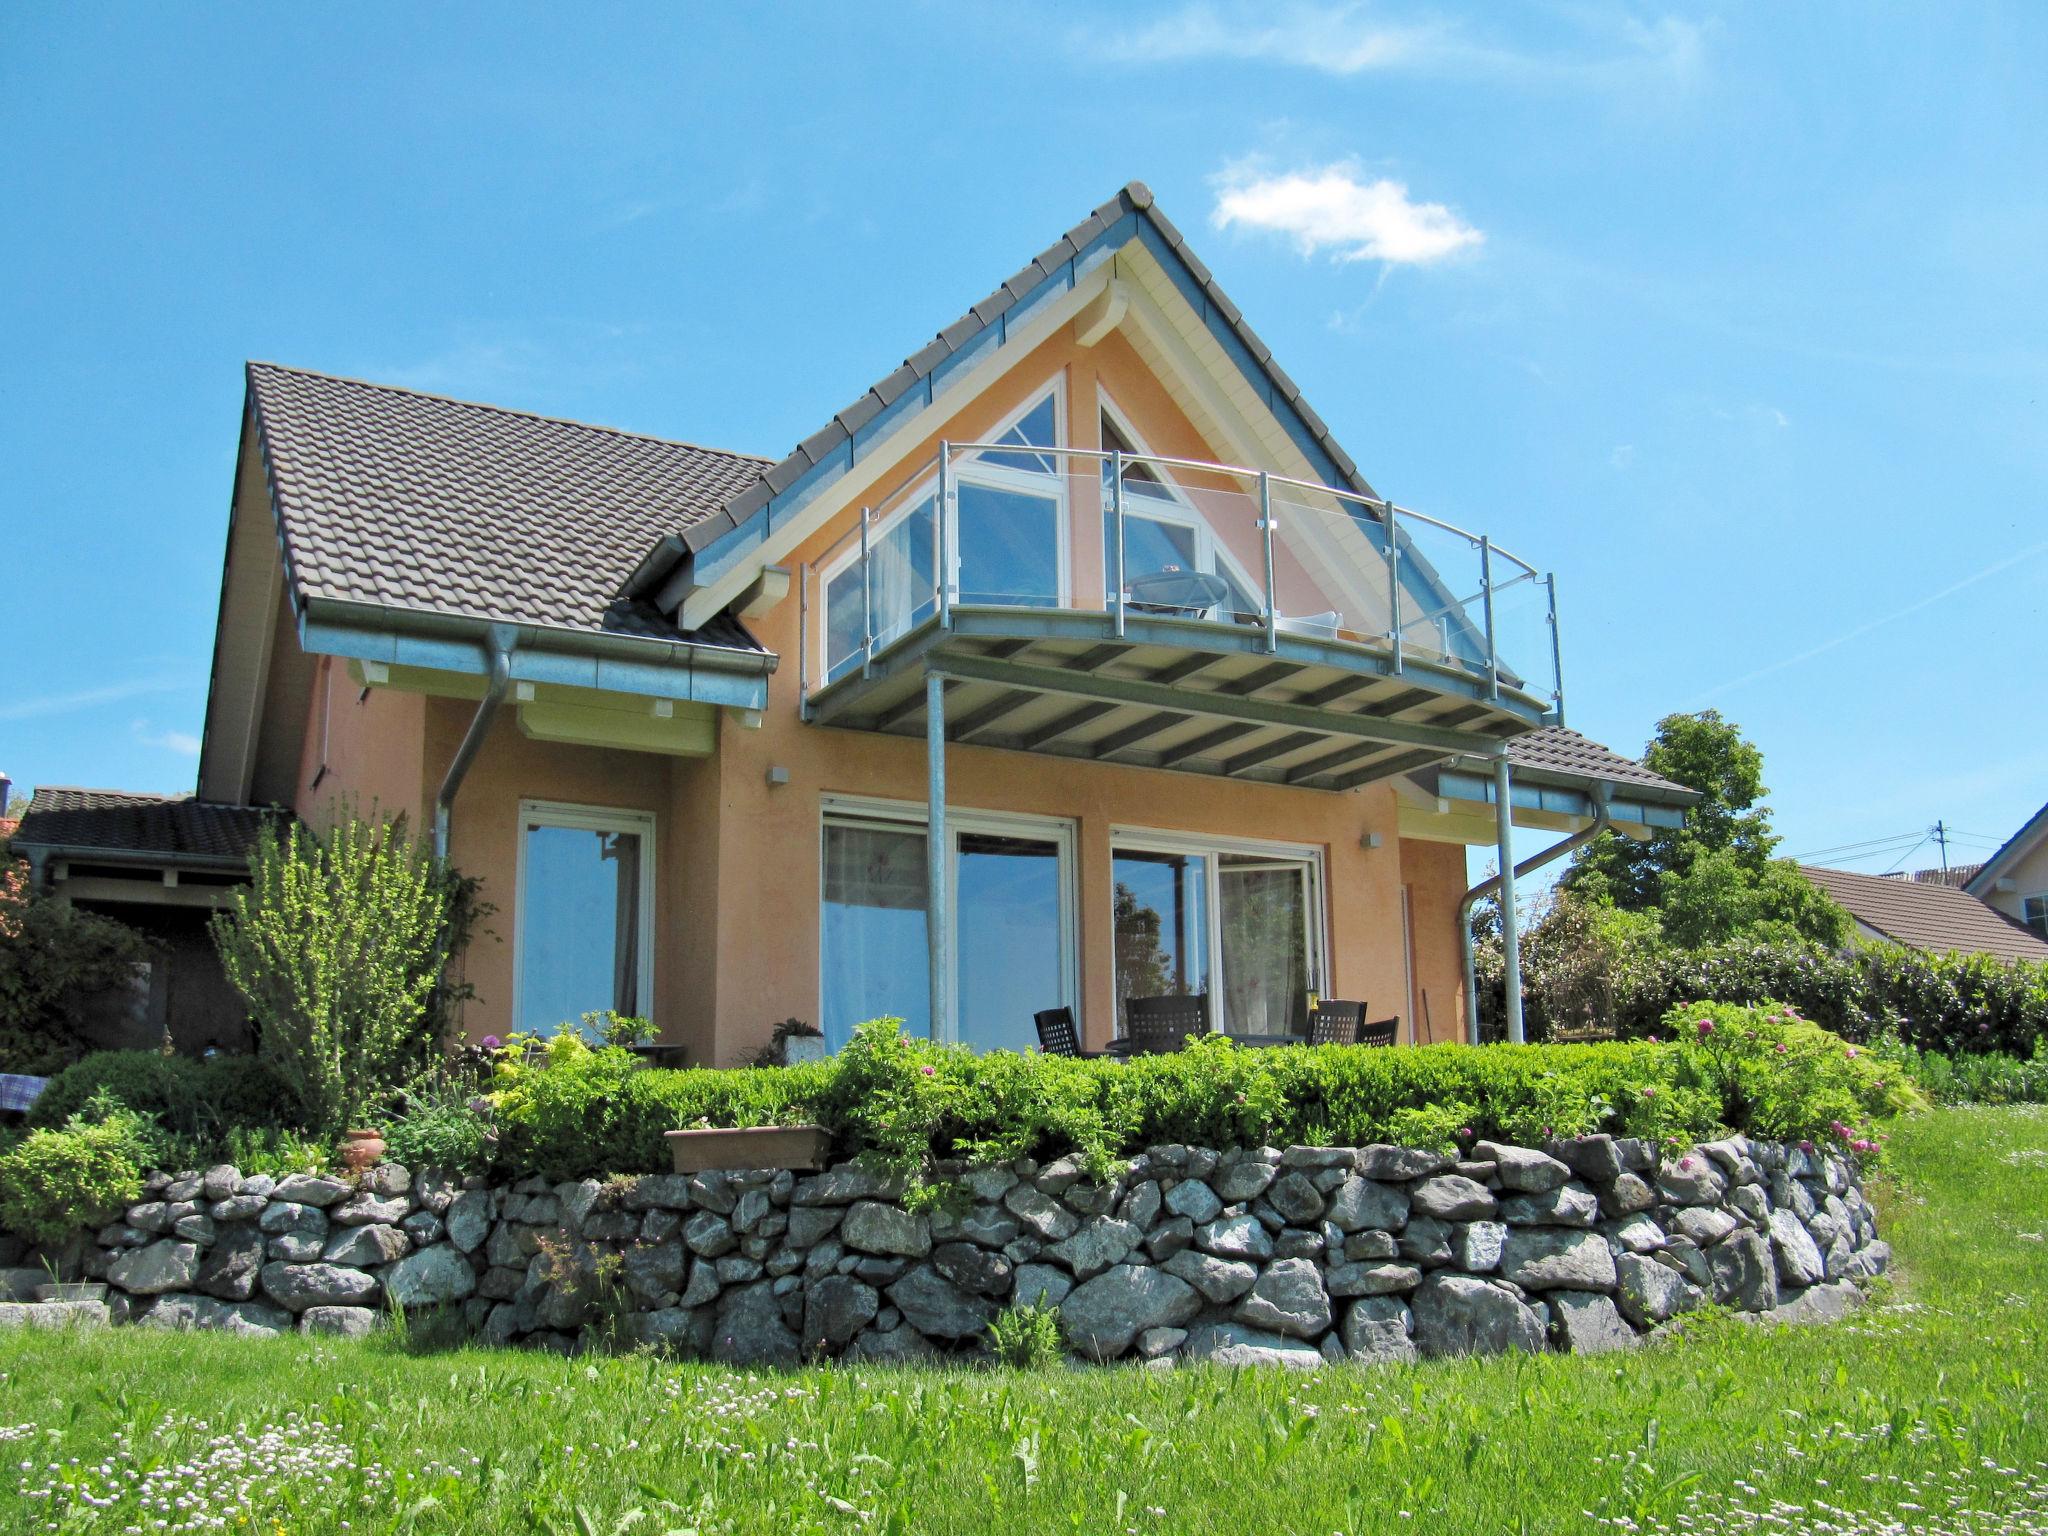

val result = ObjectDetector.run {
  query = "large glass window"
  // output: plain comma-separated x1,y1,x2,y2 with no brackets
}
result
824,495,935,682
1100,409,1261,619
822,804,1075,1052
517,804,654,1036
2025,894,2048,940
1111,833,1324,1037
956,482,1060,607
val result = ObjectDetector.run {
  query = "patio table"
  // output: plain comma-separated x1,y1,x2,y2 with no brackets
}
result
1101,1032,1306,1057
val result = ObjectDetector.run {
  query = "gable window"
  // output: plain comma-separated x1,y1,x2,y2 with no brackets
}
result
1110,829,1325,1038
2025,893,2048,940
820,382,1066,682
1099,404,1262,621
515,802,655,1035
820,799,1077,1052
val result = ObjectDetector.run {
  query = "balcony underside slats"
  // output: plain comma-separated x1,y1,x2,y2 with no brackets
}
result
807,607,1539,792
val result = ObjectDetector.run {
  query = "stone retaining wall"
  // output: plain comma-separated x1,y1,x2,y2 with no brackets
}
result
1,1134,1889,1367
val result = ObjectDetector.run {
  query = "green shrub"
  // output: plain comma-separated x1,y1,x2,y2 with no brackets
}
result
0,1100,152,1245
383,1085,497,1175
0,881,154,1075
987,1298,1065,1368
210,815,485,1134
221,1126,332,1178
486,1008,1902,1184
1867,1036,2048,1106
26,1051,299,1142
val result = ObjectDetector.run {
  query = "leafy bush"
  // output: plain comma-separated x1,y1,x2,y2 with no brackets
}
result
210,815,485,1134
0,877,154,1075
0,1098,152,1244
220,1126,331,1178
26,1051,299,1141
1866,1037,2048,1106
987,1299,1065,1368
487,1009,1904,1184
383,1085,498,1175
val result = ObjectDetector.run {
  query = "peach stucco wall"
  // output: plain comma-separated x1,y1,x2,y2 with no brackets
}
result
278,316,1478,1062
1983,837,2048,926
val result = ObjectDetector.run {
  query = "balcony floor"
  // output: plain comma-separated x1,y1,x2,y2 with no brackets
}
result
805,607,1549,791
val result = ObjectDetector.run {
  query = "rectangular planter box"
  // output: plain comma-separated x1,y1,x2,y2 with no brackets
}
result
664,1125,834,1174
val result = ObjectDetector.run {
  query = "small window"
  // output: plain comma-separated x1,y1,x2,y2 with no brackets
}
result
2025,894,2048,940
516,803,655,1035
975,392,1060,475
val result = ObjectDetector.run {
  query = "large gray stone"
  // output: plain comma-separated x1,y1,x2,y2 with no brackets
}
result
1548,1134,1626,1184
1549,1291,1638,1354
1398,1216,1454,1267
1452,1221,1508,1272
383,1244,476,1308
841,1201,932,1258
323,1225,409,1267
847,1324,942,1362
1005,1184,1081,1241
622,1239,686,1304
1410,1274,1546,1358
1657,1154,1727,1206
785,1206,845,1249
1324,1261,1421,1298
621,1174,695,1212
260,1262,380,1312
210,1195,267,1224
258,1201,328,1240
1474,1142,1571,1192
1669,1207,1739,1247
1325,1175,1408,1234
1162,1179,1223,1224
887,1264,999,1340
792,1164,903,1206
301,1305,380,1338
1233,1257,1331,1339
1182,1322,1324,1369
1047,1217,1140,1280
678,1258,722,1308
1196,1213,1274,1261
1707,1229,1778,1311
803,1275,879,1353
1409,1175,1497,1222
196,1226,266,1302
1340,1295,1415,1364
1212,1155,1280,1202
445,1190,494,1253
1614,1253,1703,1327
1599,1174,1657,1217
1768,1209,1826,1288
108,1240,201,1296
711,1281,801,1366
1060,1264,1200,1359
1011,1263,1072,1309
1265,1172,1326,1224
140,1294,293,1337
272,1174,353,1208
931,1241,1013,1296
1356,1146,1452,1181
1500,1184,1600,1228
682,1210,739,1257
954,1205,1022,1250
0,1301,108,1330
332,1193,410,1227
1162,1248,1259,1303
1500,1228,1616,1292
1772,1281,1862,1326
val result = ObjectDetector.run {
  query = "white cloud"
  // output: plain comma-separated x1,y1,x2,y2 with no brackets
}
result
1211,162,1483,266
131,720,202,757
0,675,186,723
1102,3,1441,74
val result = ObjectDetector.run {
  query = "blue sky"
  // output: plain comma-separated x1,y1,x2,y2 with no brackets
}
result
2,4,2042,877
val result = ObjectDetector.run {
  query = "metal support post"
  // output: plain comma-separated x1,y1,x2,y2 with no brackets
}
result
926,672,950,1041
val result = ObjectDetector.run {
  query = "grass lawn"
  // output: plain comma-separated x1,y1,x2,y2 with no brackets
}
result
5,1109,2048,1535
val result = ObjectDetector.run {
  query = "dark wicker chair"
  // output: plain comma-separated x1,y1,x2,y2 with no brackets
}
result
1307,999,1366,1046
1033,1006,1083,1058
1122,993,1209,1054
1359,1016,1400,1048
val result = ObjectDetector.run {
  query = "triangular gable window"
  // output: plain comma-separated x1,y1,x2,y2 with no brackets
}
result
972,392,1059,475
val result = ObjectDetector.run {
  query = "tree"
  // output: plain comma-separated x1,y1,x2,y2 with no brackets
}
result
1562,709,1847,950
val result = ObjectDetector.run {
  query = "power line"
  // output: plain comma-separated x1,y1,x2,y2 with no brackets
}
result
1789,830,1936,862
1880,833,1933,877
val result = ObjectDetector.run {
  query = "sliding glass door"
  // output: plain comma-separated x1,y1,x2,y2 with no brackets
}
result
820,803,1075,1052
516,803,655,1037
1111,832,1324,1037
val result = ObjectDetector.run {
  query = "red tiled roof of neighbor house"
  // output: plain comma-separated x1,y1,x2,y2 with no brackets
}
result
1802,863,2048,965
11,788,280,868
244,361,773,649
1503,727,1697,801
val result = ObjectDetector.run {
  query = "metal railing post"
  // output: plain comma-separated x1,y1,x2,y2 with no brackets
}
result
1259,472,1277,652
1111,449,1127,639
1546,572,1564,725
1385,502,1403,675
926,672,950,1042
859,505,875,680
936,443,953,630
1494,747,1524,1045
1479,534,1499,701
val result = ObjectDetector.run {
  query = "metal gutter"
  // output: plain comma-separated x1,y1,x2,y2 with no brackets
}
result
1459,783,1613,1045
433,631,513,863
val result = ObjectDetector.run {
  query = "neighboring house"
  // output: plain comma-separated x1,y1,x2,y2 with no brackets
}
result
8,788,278,1051
37,182,1698,1064
1802,863,2048,965
1966,801,2048,941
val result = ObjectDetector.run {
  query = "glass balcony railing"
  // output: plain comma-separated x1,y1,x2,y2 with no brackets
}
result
797,442,1563,721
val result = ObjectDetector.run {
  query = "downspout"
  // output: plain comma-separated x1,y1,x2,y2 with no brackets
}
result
1461,781,1613,1045
433,630,514,863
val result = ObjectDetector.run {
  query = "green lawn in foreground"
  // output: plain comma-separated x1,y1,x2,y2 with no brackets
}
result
4,1108,2048,1535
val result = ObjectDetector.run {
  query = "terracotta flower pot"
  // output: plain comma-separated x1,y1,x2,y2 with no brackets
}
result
339,1128,387,1173
664,1125,833,1174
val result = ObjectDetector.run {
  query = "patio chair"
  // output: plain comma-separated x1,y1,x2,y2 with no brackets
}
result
1122,993,1209,1054
1359,1016,1400,1048
1307,999,1366,1046
1033,1006,1083,1058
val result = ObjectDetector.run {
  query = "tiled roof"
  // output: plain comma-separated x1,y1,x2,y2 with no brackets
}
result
1802,863,2048,965
1504,727,1698,802
245,362,772,647
648,180,1381,584
1893,864,1983,889
1966,799,2048,900
12,788,280,867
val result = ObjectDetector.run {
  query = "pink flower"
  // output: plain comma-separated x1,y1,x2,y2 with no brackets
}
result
481,1035,501,1050
920,1065,936,1077
1696,1019,1715,1037
1679,1155,1695,1170
1457,1127,1474,1139
1845,1047,1858,1059
1646,1034,1660,1044
1776,1043,1789,1054
1642,1087,1656,1099
1799,1139,1814,1153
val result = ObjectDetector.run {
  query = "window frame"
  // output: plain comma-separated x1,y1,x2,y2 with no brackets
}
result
1107,824,1330,1035
511,799,658,1037
2024,892,2048,940
1098,390,1264,614
818,794,1079,1046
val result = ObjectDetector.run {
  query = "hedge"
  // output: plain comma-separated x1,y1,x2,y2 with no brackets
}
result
26,1051,302,1143
487,1003,1912,1184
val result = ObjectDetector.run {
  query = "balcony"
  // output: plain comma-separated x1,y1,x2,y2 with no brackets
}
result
795,441,1562,790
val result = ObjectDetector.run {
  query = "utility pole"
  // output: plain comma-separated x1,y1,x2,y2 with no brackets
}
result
1933,819,1950,877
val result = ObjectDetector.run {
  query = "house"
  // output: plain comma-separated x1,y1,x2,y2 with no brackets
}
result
1966,801,2048,941
22,182,1698,1064
1801,863,2048,965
